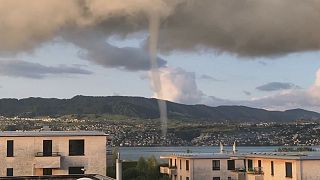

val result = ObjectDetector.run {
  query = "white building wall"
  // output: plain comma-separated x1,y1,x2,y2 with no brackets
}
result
0,135,107,176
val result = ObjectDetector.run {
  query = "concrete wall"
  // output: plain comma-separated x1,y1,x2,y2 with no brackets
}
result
0,135,107,176
246,157,298,180
169,157,244,180
301,160,320,180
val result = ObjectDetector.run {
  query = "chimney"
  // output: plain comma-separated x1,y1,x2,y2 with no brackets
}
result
116,152,122,180
220,142,225,154
233,141,238,154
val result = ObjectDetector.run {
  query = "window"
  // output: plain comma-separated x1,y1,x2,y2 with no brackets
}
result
271,161,274,176
227,160,235,170
170,159,173,167
7,140,14,157
186,177,189,180
186,160,189,171
43,140,52,156
180,176,182,180
248,159,253,170
213,177,220,180
175,159,177,167
212,160,220,170
258,160,262,168
285,162,292,178
69,167,84,174
43,168,52,175
180,160,182,169
6,168,13,176
69,140,84,156
228,177,231,180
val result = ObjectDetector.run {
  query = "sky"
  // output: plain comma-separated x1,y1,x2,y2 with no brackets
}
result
1,0,320,112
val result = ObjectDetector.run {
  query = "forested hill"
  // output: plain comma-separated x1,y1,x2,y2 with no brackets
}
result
0,95,319,122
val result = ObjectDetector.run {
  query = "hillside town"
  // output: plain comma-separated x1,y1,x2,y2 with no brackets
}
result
1,116,320,147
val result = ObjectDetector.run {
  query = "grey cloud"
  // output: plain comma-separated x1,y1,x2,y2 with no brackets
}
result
62,29,167,71
0,60,92,79
243,91,251,96
199,74,221,82
256,82,301,91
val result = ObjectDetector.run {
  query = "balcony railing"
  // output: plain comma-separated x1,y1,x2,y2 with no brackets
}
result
160,166,177,175
247,167,264,175
35,152,61,157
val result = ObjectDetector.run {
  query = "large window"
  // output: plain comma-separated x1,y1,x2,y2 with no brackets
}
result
186,160,189,171
213,177,220,180
271,161,274,176
212,160,220,170
7,140,14,157
69,140,84,156
6,168,13,176
285,162,292,178
248,159,253,170
227,160,235,170
69,167,84,174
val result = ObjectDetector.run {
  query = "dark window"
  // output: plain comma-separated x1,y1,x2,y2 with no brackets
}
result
69,167,84,174
7,140,14,157
170,159,173,167
271,161,274,176
212,160,220,170
175,159,177,167
180,160,182,169
213,177,220,180
180,176,182,180
285,162,292,178
6,168,13,176
228,177,231,180
258,160,262,168
227,160,235,170
43,168,52,175
43,140,52,156
186,177,189,180
248,159,253,170
186,160,189,171
69,140,84,156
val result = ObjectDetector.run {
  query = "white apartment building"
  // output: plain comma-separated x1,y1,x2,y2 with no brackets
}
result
160,151,320,180
0,131,108,177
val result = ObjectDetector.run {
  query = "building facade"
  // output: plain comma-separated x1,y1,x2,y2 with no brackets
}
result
0,131,108,177
161,152,320,180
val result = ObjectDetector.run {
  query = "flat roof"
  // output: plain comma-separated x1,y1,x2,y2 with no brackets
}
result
0,131,108,137
244,152,320,160
160,153,238,159
160,152,320,160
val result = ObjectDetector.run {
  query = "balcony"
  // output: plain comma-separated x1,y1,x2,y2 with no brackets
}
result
247,167,264,175
160,166,177,175
34,152,61,169
247,167,264,180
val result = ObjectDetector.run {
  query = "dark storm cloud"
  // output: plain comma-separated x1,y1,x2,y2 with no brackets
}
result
0,60,92,79
256,82,301,91
1,0,320,70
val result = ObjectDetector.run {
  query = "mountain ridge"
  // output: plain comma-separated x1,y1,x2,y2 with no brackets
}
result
0,95,319,122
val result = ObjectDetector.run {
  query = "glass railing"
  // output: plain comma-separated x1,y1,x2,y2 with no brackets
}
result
35,152,61,157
